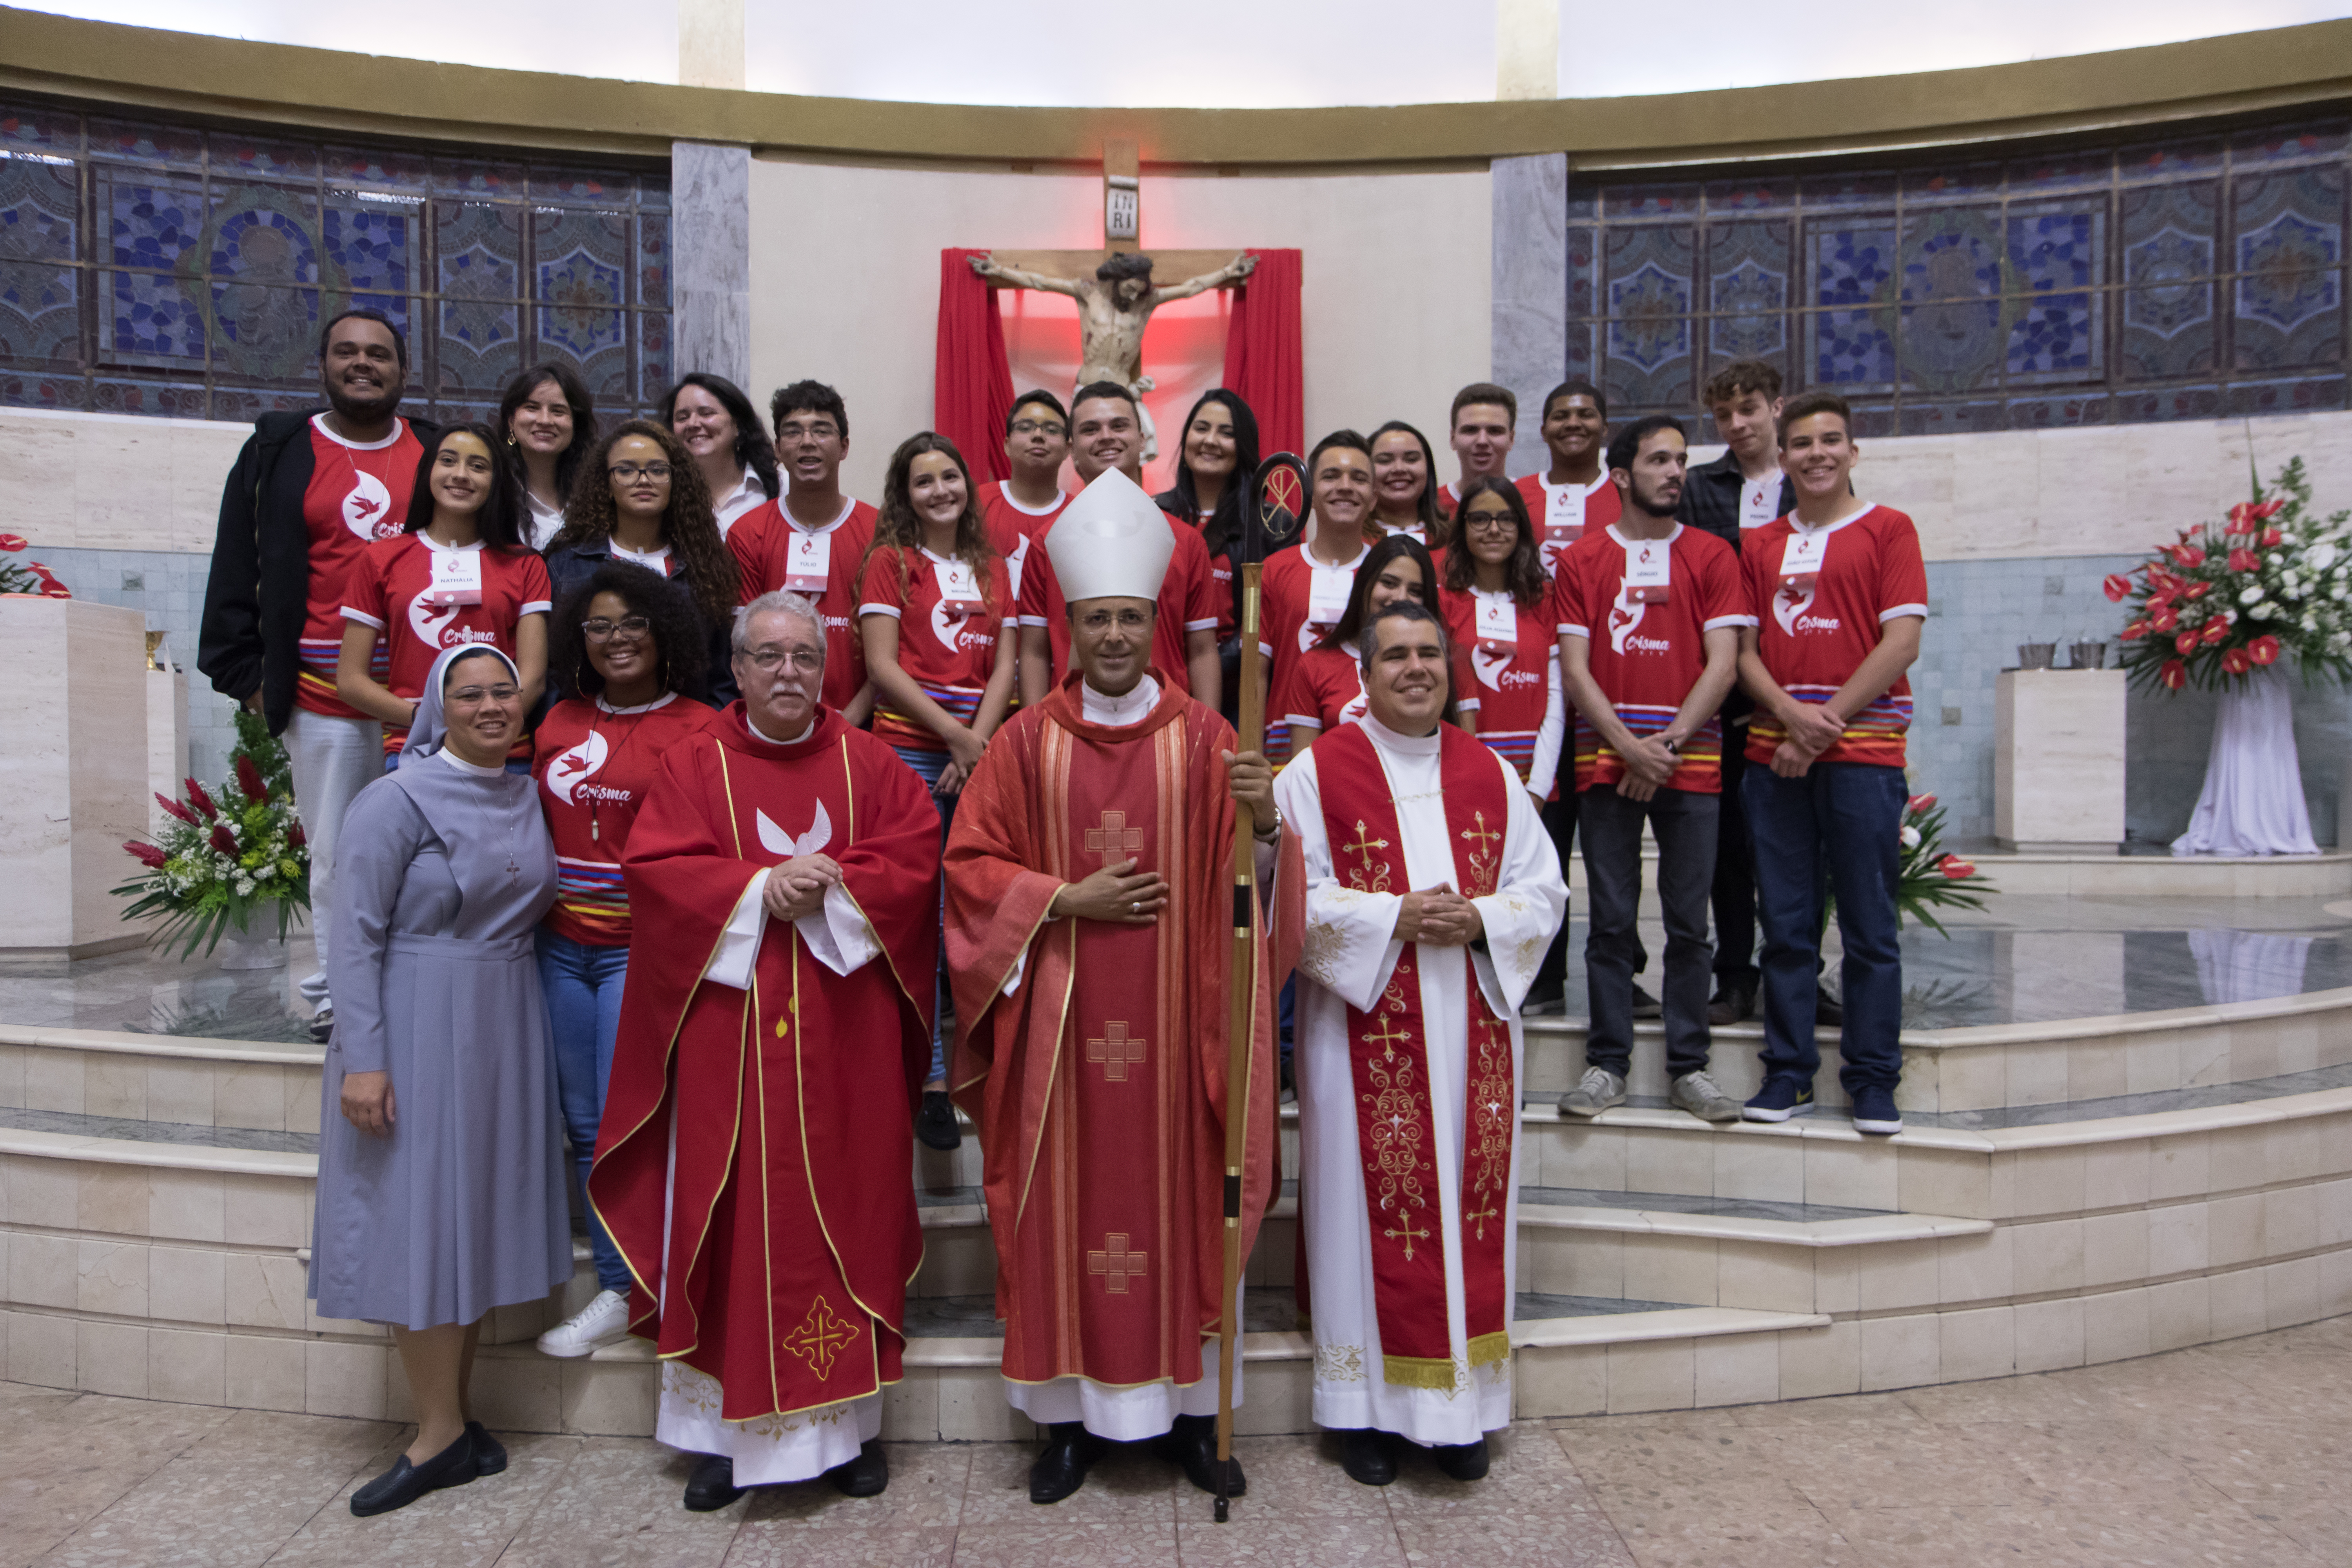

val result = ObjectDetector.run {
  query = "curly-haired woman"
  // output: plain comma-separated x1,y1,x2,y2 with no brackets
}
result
545,419,742,704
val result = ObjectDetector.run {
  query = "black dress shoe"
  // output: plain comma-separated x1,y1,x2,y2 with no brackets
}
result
682,1454,744,1512
308,1008,335,1044
1816,986,1844,1027
1339,1428,1396,1486
916,1090,962,1152
1707,976,1758,1027
350,1429,477,1517
466,1420,506,1476
1029,1421,1105,1504
824,1439,889,1497
1430,1437,1490,1480
1155,1413,1246,1497
1630,984,1663,1020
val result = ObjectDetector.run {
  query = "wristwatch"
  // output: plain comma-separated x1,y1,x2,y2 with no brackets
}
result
1254,804,1283,842
1659,736,1682,756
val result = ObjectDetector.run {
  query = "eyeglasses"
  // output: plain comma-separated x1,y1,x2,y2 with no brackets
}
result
1077,609,1151,632
1462,513,1518,535
740,647,824,673
1011,419,1066,438
448,684,521,704
582,615,652,642
609,462,671,481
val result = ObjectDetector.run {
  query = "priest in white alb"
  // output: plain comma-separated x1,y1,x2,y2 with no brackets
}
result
1273,597,1567,1486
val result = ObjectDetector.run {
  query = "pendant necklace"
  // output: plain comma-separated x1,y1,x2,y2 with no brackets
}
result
468,775,524,886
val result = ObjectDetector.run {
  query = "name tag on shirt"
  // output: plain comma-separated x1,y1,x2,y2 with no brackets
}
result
933,557,984,621
422,548,484,606
1740,475,1782,531
1623,538,1671,605
784,529,832,595
1779,529,1828,601
1306,566,1352,640
1545,486,1585,548
1475,593,1516,659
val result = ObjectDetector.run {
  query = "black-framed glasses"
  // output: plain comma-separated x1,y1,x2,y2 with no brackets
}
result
1011,418,1066,438
609,462,672,481
582,615,652,642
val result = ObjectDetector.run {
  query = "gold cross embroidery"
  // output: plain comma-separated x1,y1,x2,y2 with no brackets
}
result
1461,809,1501,896
782,1295,860,1380
1361,1016,1413,1062
1088,1234,1148,1293
1341,820,1389,882
1086,1020,1147,1082
1381,1214,1432,1262
1084,810,1144,861
1464,1198,1502,1243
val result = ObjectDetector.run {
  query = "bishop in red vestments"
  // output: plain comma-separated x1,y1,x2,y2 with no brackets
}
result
592,588,940,1512
945,468,1299,1506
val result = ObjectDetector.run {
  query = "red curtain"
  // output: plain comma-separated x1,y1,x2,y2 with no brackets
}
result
935,248,1014,483
1223,248,1304,462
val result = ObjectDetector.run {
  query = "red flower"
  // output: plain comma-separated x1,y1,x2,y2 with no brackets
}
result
2119,621,2149,642
2103,573,2132,602
207,824,239,858
2228,548,2260,573
288,822,307,849
2220,648,2251,675
2261,527,2284,547
121,840,168,869
2252,499,2284,520
2185,582,2211,600
2165,543,2206,568
2227,503,2256,534
2160,659,2188,691
0,533,24,552
1937,855,1977,879
154,792,198,826
185,778,218,819
234,755,269,806
1907,793,1938,814
2175,630,2202,656
2150,606,2180,632
2201,619,2231,647
2249,635,2282,666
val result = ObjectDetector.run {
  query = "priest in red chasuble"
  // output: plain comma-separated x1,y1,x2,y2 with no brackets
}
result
1272,599,1567,1487
592,589,940,1514
945,467,1299,1506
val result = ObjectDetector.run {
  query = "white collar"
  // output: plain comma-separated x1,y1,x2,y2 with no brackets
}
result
309,412,407,451
998,480,1066,517
610,538,672,564
713,464,762,507
435,747,506,778
419,532,485,554
1790,501,1876,537
1606,521,1683,549
596,691,677,716
1309,538,1371,571
747,713,817,746
1544,471,1610,500
785,495,857,535
525,491,563,521
1361,712,1443,755
1082,674,1161,728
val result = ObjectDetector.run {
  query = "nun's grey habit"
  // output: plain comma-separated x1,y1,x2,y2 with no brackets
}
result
309,645,572,1329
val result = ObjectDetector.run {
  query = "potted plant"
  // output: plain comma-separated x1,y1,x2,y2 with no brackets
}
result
0,532,72,598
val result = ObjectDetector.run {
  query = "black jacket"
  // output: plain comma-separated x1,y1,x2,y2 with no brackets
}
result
543,538,738,708
1676,447,1795,553
198,408,439,736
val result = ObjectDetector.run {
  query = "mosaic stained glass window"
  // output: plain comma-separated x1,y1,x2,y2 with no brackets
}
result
1567,112,2347,438
0,95,670,424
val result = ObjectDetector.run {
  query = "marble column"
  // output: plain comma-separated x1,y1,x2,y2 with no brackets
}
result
1490,153,1566,478
671,141,752,392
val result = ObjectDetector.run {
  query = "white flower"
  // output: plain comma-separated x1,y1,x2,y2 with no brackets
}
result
233,878,256,898
1900,825,1922,849
256,864,276,880
2304,615,2320,633
2312,542,2339,572
2241,585,2264,605
2255,601,2278,619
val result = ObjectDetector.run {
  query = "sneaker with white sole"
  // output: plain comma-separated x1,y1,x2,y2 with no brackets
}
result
537,1288,630,1358
1849,1084,1904,1136
1670,1070,1742,1123
1743,1076,1815,1123
1556,1065,1627,1118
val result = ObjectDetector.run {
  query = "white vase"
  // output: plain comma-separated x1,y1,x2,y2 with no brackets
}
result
216,929,288,971
2171,666,2320,857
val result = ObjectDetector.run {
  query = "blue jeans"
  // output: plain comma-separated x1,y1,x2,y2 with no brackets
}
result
536,928,633,1293
1742,760,1905,1097
894,745,956,1085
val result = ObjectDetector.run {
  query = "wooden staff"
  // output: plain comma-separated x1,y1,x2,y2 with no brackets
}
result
1215,453,1307,1523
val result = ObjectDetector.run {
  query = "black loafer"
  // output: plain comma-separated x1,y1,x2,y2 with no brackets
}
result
1029,1421,1105,1504
467,1420,506,1476
1155,1412,1245,1497
824,1439,889,1497
916,1091,962,1152
350,1429,477,1517
1430,1437,1489,1481
308,1009,335,1044
1339,1428,1396,1487
682,1454,744,1512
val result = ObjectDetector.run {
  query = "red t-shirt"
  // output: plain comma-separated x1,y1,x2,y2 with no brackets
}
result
1016,507,1219,688
533,694,717,946
1273,641,1369,743
1441,583,1556,786
978,481,1067,606
1555,523,1748,794
1517,472,1622,579
297,416,423,719
1258,537,1370,685
858,546,1016,753
1740,504,1929,769
340,534,552,755
725,496,881,714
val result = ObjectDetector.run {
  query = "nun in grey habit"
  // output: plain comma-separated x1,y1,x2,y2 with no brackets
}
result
310,643,572,1516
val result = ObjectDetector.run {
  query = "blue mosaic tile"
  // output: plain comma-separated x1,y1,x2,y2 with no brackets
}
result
2232,165,2344,372
90,377,205,417
2116,137,2225,184
530,166,632,206
323,198,417,328
1893,207,2005,394
2113,384,2223,422
105,268,204,363
0,104,77,154
434,200,521,392
1602,222,1693,407
2005,151,2112,191
1705,218,1790,368
322,144,432,191
1845,402,1896,439
0,157,79,366
0,371,85,408
534,207,630,397
2006,393,2110,427
2005,201,2103,383
1901,162,2003,205
2232,121,2350,166
207,132,314,180
1602,182,1700,219
431,156,526,198
2224,375,2347,417
1897,399,2004,435
636,209,669,308
1701,177,1794,212
2119,181,2218,380
1797,172,1895,209
100,167,201,273
88,118,202,169
635,312,670,408
207,284,319,381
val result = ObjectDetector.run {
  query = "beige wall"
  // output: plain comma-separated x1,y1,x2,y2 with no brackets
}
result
742,157,1494,505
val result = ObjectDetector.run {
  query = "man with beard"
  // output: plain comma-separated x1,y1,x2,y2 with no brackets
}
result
200,308,435,1042
1014,381,1221,709
1552,417,1748,1126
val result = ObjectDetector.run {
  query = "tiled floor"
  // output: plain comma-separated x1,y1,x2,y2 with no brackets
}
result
11,1318,2352,1566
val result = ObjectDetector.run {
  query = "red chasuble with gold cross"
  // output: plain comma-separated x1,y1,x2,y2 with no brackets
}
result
944,670,1300,1391
592,703,940,1422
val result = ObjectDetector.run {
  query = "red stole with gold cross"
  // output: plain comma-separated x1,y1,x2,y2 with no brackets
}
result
1312,721,1517,1389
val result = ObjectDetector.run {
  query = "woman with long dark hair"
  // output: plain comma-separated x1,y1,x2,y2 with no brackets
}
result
1369,419,1448,550
1154,389,1261,714
499,362,595,550
336,423,550,764
1440,475,1562,797
1274,532,1450,753
659,373,780,538
545,419,742,703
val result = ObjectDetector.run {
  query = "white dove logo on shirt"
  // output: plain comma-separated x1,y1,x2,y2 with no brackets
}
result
408,595,461,648
341,472,396,542
756,803,833,860
1607,584,1648,655
545,731,609,805
1773,576,1817,638
1472,639,1511,691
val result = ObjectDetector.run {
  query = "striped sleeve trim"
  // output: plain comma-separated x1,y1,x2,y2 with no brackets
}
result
1880,602,1929,622
339,608,385,630
858,602,902,619
1702,614,1757,631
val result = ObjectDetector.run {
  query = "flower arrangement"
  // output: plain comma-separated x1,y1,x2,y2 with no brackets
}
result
2109,457,2352,693
0,532,71,598
1896,793,1989,935
114,707,311,958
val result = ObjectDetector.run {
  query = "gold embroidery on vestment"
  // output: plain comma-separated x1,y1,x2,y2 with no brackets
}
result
783,1296,860,1380
1314,1342,1367,1383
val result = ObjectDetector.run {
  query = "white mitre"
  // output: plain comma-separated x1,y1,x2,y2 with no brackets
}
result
1045,468,1173,603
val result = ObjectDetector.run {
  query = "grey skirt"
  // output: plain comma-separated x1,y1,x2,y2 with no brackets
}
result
309,930,573,1329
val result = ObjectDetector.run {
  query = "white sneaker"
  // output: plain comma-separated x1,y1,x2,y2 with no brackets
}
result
537,1288,630,1358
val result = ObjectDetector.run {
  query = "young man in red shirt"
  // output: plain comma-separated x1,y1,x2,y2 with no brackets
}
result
1518,379,1621,579
1554,417,1748,1124
1438,382,1518,518
199,307,432,1041
1737,393,1927,1135
977,390,1073,602
1259,431,1376,764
